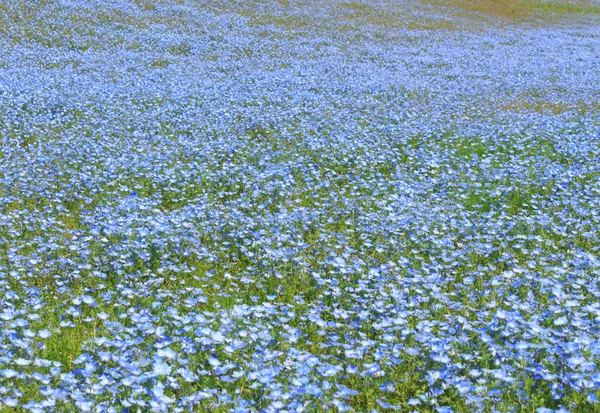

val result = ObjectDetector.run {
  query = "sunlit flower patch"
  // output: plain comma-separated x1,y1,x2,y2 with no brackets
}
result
0,0,599,411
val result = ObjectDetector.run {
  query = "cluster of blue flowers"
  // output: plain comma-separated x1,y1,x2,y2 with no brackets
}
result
0,0,599,411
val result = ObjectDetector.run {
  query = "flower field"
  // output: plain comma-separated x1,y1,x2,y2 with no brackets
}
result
1,0,600,412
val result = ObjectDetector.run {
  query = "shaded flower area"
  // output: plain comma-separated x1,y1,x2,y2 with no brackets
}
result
1,0,600,412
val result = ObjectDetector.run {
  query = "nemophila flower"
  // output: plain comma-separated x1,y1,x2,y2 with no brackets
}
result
0,0,599,410
1,370,19,379
377,399,401,410
407,398,421,406
38,329,52,339
97,312,110,320
153,360,171,376
157,347,177,359
379,381,396,392
14,358,30,366
81,296,96,306
0,312,14,321
4,398,19,407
